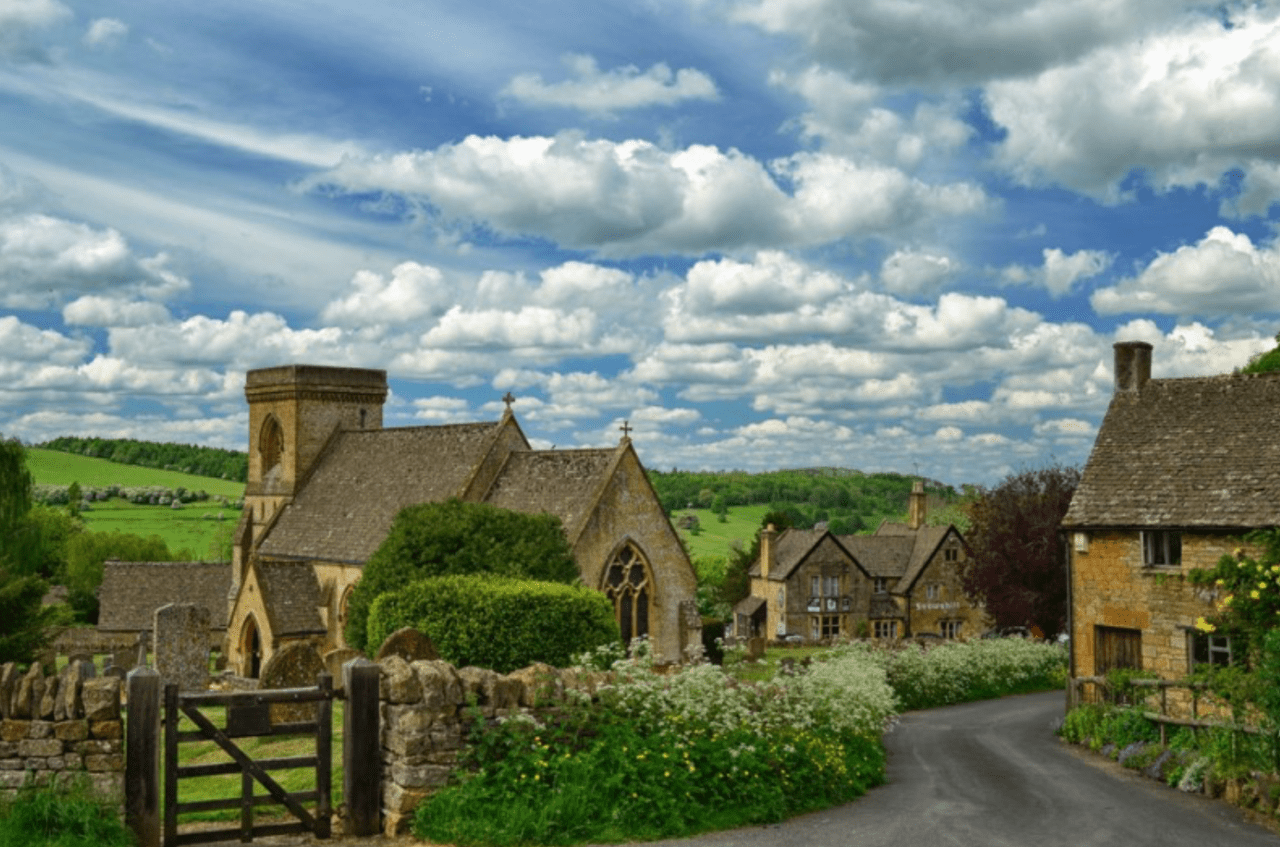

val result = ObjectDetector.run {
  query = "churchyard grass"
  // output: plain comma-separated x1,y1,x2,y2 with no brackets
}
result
0,774,134,847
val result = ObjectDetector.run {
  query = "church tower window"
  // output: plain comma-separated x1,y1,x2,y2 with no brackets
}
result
260,415,284,472
603,543,651,646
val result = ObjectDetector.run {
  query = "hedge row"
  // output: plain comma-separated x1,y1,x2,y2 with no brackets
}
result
367,575,620,674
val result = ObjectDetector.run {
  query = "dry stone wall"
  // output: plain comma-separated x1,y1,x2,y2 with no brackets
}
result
0,661,124,801
376,654,606,836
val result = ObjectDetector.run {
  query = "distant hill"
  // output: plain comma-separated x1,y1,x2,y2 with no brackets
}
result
37,436,247,482
26,448,246,499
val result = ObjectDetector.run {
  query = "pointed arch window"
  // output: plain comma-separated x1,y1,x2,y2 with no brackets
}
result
260,415,284,473
603,543,651,646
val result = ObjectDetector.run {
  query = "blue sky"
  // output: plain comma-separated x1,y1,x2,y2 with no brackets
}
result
2,0,1279,486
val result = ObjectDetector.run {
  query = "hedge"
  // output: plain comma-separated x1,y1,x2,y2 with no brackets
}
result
367,574,620,673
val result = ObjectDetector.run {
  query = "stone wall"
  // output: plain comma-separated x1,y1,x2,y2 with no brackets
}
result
0,661,124,802
376,655,605,836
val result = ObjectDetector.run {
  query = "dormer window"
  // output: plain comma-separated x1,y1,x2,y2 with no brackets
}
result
1142,531,1181,567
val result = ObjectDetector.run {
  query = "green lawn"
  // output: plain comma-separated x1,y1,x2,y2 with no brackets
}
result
674,504,770,562
79,499,240,560
26,448,245,498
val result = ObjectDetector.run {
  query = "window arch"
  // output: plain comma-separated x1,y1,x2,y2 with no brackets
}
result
602,543,651,646
240,614,263,679
259,415,284,473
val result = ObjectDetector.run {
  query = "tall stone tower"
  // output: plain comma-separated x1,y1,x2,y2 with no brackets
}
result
241,364,388,542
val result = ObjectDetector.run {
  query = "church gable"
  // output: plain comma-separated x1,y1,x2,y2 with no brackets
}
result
481,448,616,538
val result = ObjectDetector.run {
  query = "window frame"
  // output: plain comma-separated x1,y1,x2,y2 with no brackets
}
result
1142,530,1182,568
1188,630,1232,671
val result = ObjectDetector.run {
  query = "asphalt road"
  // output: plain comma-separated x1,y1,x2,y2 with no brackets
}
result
637,690,1279,847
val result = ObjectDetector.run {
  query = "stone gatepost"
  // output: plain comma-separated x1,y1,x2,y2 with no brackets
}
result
153,603,210,691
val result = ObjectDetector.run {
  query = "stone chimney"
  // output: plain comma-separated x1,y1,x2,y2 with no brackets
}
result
908,480,926,530
760,524,777,580
1113,341,1152,392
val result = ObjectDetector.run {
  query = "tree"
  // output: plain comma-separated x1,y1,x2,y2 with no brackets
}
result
0,436,35,572
0,437,59,663
344,498,579,652
720,509,794,608
65,531,180,623
961,463,1081,638
1242,332,1280,374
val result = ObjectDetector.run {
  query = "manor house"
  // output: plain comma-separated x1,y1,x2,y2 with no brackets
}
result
225,365,699,676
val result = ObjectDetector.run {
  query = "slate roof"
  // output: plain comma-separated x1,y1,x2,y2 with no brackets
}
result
747,529,831,581
838,535,913,580
257,563,325,636
97,561,231,633
258,423,504,563
1062,372,1280,529
482,448,616,538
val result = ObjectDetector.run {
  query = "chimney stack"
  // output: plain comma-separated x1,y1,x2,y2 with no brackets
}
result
1113,341,1152,392
908,480,926,530
760,524,777,580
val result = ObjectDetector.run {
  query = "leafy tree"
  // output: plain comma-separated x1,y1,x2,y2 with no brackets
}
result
65,531,181,624
720,510,794,608
961,463,1081,638
344,498,579,653
0,437,60,663
1242,332,1280,374
21,505,83,581
0,436,36,572
0,568,60,665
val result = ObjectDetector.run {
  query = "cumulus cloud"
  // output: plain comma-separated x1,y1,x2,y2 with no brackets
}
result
83,18,127,49
306,134,987,256
727,0,1170,86
988,7,1280,201
503,54,718,115
0,315,91,364
1092,227,1280,316
321,261,450,327
879,249,958,296
62,295,171,327
1002,247,1112,297
0,213,189,308
106,311,347,368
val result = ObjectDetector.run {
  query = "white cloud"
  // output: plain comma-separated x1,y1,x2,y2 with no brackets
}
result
988,7,1280,201
411,396,473,423
0,213,189,308
62,295,171,327
418,305,599,351
504,54,718,115
307,134,987,256
1092,227,1280,316
0,315,91,364
1003,247,1112,298
681,251,845,314
0,0,71,61
106,311,348,369
83,18,127,49
321,262,451,327
879,249,958,296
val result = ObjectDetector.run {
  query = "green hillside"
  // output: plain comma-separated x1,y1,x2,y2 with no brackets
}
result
26,448,245,498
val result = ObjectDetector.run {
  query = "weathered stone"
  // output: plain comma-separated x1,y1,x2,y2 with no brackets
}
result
0,721,28,742
382,781,429,815
54,720,88,742
81,677,121,722
12,665,42,719
389,761,453,789
153,603,210,691
85,753,124,772
0,771,27,790
75,740,118,755
258,641,326,723
374,627,439,664
111,645,138,674
18,738,62,757
55,660,91,720
507,663,564,707
322,648,361,693
89,720,123,740
410,660,463,710
383,703,437,734
37,675,58,720
558,668,610,697
378,656,421,704
27,721,52,739
0,663,16,719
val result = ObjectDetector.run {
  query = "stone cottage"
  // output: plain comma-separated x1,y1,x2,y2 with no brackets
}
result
1062,341,1280,691
737,482,985,642
225,364,699,676
97,560,231,654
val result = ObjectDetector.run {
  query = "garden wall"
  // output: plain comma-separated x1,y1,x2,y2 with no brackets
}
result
377,655,605,835
0,661,124,801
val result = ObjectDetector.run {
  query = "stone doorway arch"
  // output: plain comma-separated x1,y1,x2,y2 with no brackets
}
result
241,614,263,678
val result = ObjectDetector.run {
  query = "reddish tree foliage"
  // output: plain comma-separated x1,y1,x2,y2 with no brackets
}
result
961,463,1081,638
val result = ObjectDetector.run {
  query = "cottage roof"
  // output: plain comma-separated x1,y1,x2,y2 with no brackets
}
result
1063,372,1280,529
747,528,830,581
838,534,914,579
258,422,506,563
257,562,325,637
481,448,616,538
97,561,231,633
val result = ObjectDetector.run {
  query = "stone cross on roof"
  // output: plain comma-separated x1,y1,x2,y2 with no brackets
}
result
619,420,633,442
502,391,515,412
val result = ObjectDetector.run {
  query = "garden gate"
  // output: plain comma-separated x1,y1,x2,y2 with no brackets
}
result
162,674,334,845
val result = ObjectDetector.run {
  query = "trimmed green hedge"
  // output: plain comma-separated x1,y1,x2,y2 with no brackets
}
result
367,575,620,673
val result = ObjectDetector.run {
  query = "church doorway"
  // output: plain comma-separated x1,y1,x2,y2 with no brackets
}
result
241,616,262,678
603,543,651,646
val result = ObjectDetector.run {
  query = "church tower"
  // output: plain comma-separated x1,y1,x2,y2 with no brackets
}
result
242,364,388,541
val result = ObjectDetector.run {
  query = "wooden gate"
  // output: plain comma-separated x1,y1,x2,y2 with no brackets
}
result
162,674,333,845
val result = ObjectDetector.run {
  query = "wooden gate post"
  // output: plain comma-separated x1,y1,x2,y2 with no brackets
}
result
125,667,161,847
343,659,381,837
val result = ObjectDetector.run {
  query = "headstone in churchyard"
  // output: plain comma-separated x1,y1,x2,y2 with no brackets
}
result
322,648,361,694
373,627,439,663
258,642,327,724
153,603,210,691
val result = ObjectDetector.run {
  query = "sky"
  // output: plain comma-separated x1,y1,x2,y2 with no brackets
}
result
2,0,1279,487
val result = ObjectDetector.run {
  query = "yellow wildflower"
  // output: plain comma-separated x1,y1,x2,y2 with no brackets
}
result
1194,617,1216,633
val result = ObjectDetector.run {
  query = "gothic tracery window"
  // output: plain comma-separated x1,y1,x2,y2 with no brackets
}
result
603,544,651,646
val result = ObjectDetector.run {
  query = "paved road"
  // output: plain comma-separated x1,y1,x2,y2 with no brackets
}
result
639,690,1279,847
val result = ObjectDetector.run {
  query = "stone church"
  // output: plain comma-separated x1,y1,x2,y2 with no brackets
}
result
225,364,700,677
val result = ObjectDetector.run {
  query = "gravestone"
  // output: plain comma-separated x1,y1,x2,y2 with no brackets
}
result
153,603,210,691
112,644,139,673
374,627,439,663
322,648,361,694
258,642,327,724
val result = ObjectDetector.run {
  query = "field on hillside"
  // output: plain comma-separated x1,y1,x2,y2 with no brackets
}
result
26,448,246,498
674,505,770,562
27,447,244,560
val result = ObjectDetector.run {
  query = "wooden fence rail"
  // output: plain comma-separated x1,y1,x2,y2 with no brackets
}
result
1070,675,1267,745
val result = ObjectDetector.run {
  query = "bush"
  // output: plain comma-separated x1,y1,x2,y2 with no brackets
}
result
345,499,579,653
367,575,619,673
0,775,134,847
881,638,1067,711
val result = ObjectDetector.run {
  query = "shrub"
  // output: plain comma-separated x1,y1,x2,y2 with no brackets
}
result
345,499,578,652
882,638,1067,711
366,575,618,673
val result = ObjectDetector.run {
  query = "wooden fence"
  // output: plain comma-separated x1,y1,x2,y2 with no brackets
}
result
1070,675,1266,745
